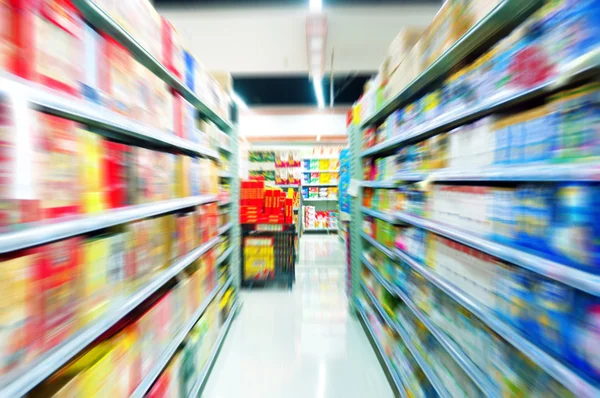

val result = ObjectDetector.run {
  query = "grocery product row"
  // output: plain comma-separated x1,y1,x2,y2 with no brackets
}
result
359,214,600,396
0,104,223,232
304,208,338,231
362,82,600,182
302,187,339,200
357,0,596,130
240,179,295,225
1,0,232,133
0,203,223,383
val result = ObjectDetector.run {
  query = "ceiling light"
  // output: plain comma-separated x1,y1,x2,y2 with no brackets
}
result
309,0,322,12
232,92,249,111
313,75,324,109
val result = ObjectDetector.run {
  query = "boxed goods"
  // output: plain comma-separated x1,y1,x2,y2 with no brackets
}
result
161,18,186,79
37,238,81,350
81,22,108,105
79,127,106,213
103,140,129,209
12,0,83,95
0,249,41,376
0,0,13,71
243,237,275,279
384,27,423,80
81,236,109,325
102,36,135,116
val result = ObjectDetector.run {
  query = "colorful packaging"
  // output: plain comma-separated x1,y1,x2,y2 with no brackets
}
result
102,35,134,115
103,140,128,209
568,294,600,379
0,250,40,375
79,127,106,213
12,0,83,94
36,238,80,350
534,278,573,356
81,236,109,325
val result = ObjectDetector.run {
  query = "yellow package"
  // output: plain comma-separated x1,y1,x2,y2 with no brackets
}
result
318,159,330,170
320,172,331,184
81,237,109,326
175,156,191,198
79,128,105,213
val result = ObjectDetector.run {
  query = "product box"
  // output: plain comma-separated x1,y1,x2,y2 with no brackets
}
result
12,0,83,94
103,140,128,209
102,35,135,116
0,249,40,376
36,238,81,350
81,236,109,325
161,18,186,79
81,22,108,105
0,0,14,72
79,127,106,213
385,27,423,78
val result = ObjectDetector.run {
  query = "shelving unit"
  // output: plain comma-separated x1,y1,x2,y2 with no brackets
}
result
0,1,241,396
348,1,600,397
300,155,341,234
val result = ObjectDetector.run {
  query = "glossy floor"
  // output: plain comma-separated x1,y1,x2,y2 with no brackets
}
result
202,234,394,398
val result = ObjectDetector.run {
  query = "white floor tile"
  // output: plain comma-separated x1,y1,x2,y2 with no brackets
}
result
202,234,394,398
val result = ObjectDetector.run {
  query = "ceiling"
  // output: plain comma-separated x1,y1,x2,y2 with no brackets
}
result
157,1,440,106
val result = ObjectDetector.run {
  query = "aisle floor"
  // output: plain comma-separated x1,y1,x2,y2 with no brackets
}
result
202,234,394,398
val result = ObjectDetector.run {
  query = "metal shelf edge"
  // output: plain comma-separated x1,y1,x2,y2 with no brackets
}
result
0,195,217,254
361,284,451,398
355,300,408,398
189,300,240,397
394,248,600,398
361,207,399,224
72,0,233,133
394,212,600,296
360,232,397,261
219,223,233,235
361,255,499,396
0,237,220,397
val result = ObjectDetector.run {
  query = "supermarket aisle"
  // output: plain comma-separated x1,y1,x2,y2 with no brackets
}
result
202,235,394,398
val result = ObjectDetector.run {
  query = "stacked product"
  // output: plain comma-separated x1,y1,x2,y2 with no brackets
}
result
248,151,302,185
0,0,237,396
304,208,338,230
302,187,339,200
353,1,600,396
302,158,340,185
2,1,231,150
240,178,294,224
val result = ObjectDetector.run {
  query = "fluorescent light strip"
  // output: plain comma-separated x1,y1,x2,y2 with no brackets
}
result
232,92,249,110
312,76,325,109
310,0,322,12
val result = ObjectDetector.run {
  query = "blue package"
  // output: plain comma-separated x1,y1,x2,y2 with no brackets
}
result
550,183,600,271
494,120,510,165
504,267,536,333
534,278,573,357
567,293,600,380
516,185,553,253
184,51,196,92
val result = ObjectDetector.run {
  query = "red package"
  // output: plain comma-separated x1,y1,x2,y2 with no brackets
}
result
103,141,128,209
39,114,81,219
173,92,184,138
1,0,14,71
101,35,134,116
12,0,83,94
161,18,185,79
35,238,80,350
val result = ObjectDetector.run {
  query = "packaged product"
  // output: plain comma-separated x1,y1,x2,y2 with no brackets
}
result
550,183,600,270
81,22,109,105
550,83,600,161
161,18,186,79
79,127,106,213
496,265,534,331
102,35,135,116
103,140,128,209
385,27,423,78
12,0,83,94
38,113,81,219
534,278,573,356
515,185,553,252
0,250,40,376
36,238,81,350
0,0,13,71
568,293,600,379
81,236,109,325
107,232,127,293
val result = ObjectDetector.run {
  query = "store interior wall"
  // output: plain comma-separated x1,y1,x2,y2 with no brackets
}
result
157,4,440,74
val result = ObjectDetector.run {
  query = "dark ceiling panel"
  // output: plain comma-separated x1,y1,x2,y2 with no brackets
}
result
233,73,370,106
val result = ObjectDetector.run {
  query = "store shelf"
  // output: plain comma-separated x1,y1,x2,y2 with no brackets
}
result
393,172,429,182
130,278,226,398
394,248,600,398
361,255,499,397
355,300,408,398
394,212,600,296
189,300,240,397
218,144,233,154
72,0,233,133
276,184,301,189
219,223,233,235
404,163,600,182
303,156,338,160
302,169,339,173
0,195,217,255
304,227,338,232
359,0,543,132
362,283,451,398
216,246,234,266
361,180,398,189
0,74,220,159
361,50,598,157
361,232,396,261
218,199,232,206
218,171,233,178
302,183,339,187
303,198,338,202
0,236,220,398
361,207,398,224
